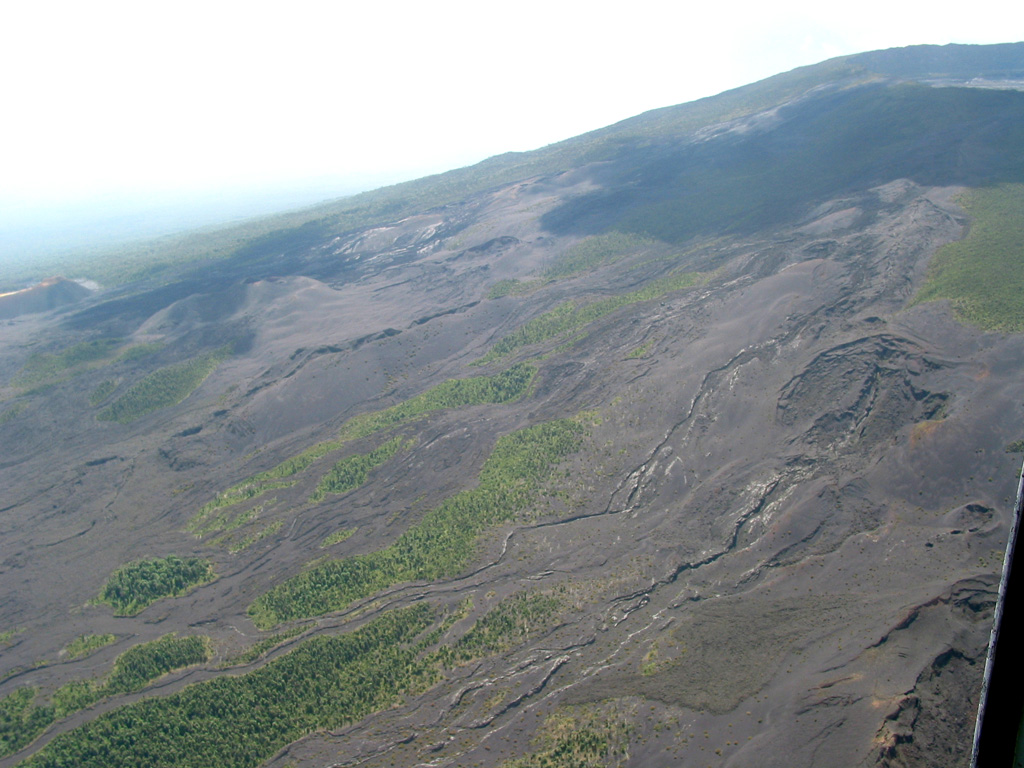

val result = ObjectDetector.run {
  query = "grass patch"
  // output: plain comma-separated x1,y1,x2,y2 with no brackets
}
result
88,380,117,406
97,556,214,616
117,342,164,362
11,339,121,389
62,634,116,660
475,271,702,365
222,626,308,667
626,340,654,359
227,520,283,553
309,436,409,504
486,233,655,301
321,528,357,548
913,184,1024,331
192,363,537,526
336,362,537,442
438,592,560,667
188,482,293,534
0,402,28,426
1006,440,1024,454
488,278,544,299
500,703,634,768
543,232,655,281
98,348,229,423
0,627,25,647
248,417,586,629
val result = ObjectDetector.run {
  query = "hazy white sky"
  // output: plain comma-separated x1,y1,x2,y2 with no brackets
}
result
1,0,1021,212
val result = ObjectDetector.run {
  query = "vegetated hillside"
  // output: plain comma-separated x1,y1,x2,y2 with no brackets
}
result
1,43,1023,768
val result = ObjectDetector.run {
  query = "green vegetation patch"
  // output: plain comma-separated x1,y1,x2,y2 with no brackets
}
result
189,482,293,534
0,687,53,759
248,417,585,629
0,402,28,426
25,605,436,768
88,380,118,406
438,592,560,667
222,626,309,667
98,348,228,423
476,271,702,365
102,635,211,697
487,233,655,301
117,342,164,362
913,184,1024,331
336,362,537,442
543,232,655,281
1006,439,1024,454
626,340,654,359
63,633,116,660
500,703,634,768
97,556,214,616
11,339,122,389
309,436,409,503
53,634,212,717
1,635,210,759
321,527,357,548
488,278,544,299
226,520,283,553
193,363,537,526
0,627,24,646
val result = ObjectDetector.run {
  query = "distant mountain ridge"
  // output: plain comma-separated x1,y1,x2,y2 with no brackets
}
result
5,42,1023,293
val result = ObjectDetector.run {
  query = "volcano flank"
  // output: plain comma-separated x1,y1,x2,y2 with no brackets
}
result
1,42,1024,768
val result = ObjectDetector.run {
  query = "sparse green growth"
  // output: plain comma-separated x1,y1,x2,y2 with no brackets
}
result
640,641,660,676
227,520,283,553
309,437,408,503
1006,440,1024,454
195,364,537,521
25,604,436,768
89,380,117,406
97,556,214,616
321,528,357,548
0,627,25,646
488,278,543,299
487,234,656,302
98,348,229,423
222,626,308,667
500,704,634,768
117,343,164,362
11,339,122,389
63,633,116,660
476,271,702,364
223,505,261,533
440,592,560,666
189,482,293,533
543,232,655,281
193,502,264,540
913,184,1024,331
249,418,585,629
336,362,538,442
626,340,654,359
0,402,27,426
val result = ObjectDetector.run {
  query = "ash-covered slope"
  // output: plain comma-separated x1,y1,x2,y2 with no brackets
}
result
1,44,1023,768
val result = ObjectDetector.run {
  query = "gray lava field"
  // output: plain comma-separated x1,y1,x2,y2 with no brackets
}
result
2,44,1024,768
